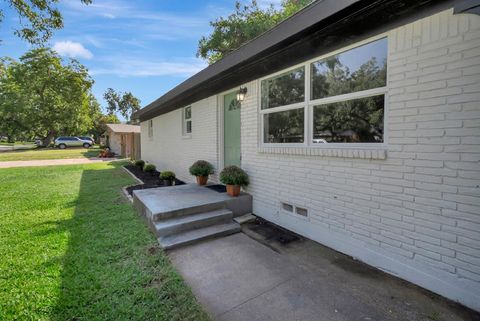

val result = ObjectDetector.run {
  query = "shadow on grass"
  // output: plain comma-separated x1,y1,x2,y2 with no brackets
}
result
50,163,210,321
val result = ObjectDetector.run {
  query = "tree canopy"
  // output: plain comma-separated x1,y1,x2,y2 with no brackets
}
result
103,88,141,123
0,48,99,145
197,0,313,64
0,0,91,44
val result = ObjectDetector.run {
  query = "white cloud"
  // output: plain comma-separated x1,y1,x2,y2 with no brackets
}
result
53,41,93,59
101,13,116,19
90,56,207,77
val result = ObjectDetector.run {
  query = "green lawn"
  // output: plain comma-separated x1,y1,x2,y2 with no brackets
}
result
0,162,210,321
0,141,34,146
0,147,102,161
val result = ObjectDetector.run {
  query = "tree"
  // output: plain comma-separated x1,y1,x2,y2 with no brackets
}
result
103,88,141,123
197,0,313,64
0,0,91,44
0,48,98,146
91,113,120,141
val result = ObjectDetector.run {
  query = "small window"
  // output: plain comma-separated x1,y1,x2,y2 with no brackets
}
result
148,119,153,138
183,106,192,135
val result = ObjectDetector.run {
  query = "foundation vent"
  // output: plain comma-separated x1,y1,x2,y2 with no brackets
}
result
281,202,294,212
295,207,308,217
281,202,308,218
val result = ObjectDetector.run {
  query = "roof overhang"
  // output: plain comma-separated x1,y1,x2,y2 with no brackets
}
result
134,0,456,122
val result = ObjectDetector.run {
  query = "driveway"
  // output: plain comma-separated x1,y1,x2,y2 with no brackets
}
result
0,157,117,168
169,224,479,321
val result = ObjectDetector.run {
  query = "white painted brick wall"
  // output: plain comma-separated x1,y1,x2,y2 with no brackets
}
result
140,96,219,183
140,8,480,311
239,9,480,311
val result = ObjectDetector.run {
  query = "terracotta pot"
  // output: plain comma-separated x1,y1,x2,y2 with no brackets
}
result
196,176,208,185
226,184,241,197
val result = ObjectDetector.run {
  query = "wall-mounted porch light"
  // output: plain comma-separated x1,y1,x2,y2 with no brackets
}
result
236,86,248,102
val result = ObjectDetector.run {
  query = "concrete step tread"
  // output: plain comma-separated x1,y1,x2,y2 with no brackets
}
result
152,201,226,221
154,209,233,237
158,221,241,250
155,208,232,226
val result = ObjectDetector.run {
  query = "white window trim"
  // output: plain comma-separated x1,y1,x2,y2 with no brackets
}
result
258,33,389,152
182,106,192,137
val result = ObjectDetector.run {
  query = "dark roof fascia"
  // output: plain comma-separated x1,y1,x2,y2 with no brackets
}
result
134,0,360,121
454,0,480,14
136,0,456,122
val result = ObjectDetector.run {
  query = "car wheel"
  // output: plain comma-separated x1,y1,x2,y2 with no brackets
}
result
83,143,91,148
58,144,66,149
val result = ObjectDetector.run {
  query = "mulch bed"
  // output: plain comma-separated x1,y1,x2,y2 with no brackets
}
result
243,217,302,245
124,164,185,195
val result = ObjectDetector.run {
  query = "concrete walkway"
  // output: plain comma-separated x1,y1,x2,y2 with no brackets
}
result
0,157,117,168
169,232,479,321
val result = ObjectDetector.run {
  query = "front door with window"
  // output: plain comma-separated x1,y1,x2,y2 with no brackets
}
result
224,92,241,167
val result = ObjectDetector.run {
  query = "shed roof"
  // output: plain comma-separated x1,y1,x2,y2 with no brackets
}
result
134,0,455,122
106,124,140,133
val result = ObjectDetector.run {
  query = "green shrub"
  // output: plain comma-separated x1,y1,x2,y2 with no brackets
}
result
159,171,176,181
189,160,214,177
143,163,156,173
134,159,145,168
219,166,249,186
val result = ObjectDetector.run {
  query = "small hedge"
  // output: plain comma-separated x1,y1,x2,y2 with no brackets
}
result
189,160,214,177
134,159,145,168
143,163,156,173
160,171,176,181
219,166,249,186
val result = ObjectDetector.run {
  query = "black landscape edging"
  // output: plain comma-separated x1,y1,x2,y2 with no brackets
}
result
124,164,185,195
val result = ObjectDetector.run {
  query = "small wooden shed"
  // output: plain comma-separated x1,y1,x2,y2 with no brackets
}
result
105,124,141,159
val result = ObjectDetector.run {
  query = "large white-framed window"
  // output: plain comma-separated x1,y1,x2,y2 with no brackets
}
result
182,106,192,136
259,35,388,148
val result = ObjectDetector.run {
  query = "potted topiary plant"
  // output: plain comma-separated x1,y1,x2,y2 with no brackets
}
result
189,160,214,185
143,163,156,175
219,165,249,197
159,171,176,186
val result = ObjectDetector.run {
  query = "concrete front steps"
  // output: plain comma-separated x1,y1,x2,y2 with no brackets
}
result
132,184,252,250
155,208,240,249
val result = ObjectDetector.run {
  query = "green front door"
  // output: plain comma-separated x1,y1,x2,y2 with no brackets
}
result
224,92,241,167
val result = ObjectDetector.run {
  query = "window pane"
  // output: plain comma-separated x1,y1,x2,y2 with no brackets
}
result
185,107,191,119
311,38,387,100
261,67,305,109
313,95,384,143
186,120,192,133
263,108,304,143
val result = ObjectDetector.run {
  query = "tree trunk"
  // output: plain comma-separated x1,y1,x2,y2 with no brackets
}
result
42,131,56,147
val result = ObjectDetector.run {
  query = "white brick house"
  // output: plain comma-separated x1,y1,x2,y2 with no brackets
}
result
135,0,480,311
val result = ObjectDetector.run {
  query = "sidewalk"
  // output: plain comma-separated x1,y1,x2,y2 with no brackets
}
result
0,157,118,168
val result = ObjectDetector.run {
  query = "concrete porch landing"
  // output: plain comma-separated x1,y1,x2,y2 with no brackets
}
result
133,184,252,249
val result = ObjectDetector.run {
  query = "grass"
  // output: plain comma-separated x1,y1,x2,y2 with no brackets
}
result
0,162,210,321
0,141,34,146
0,147,102,161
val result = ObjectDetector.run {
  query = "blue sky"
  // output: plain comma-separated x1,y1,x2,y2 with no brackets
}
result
1,0,281,116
